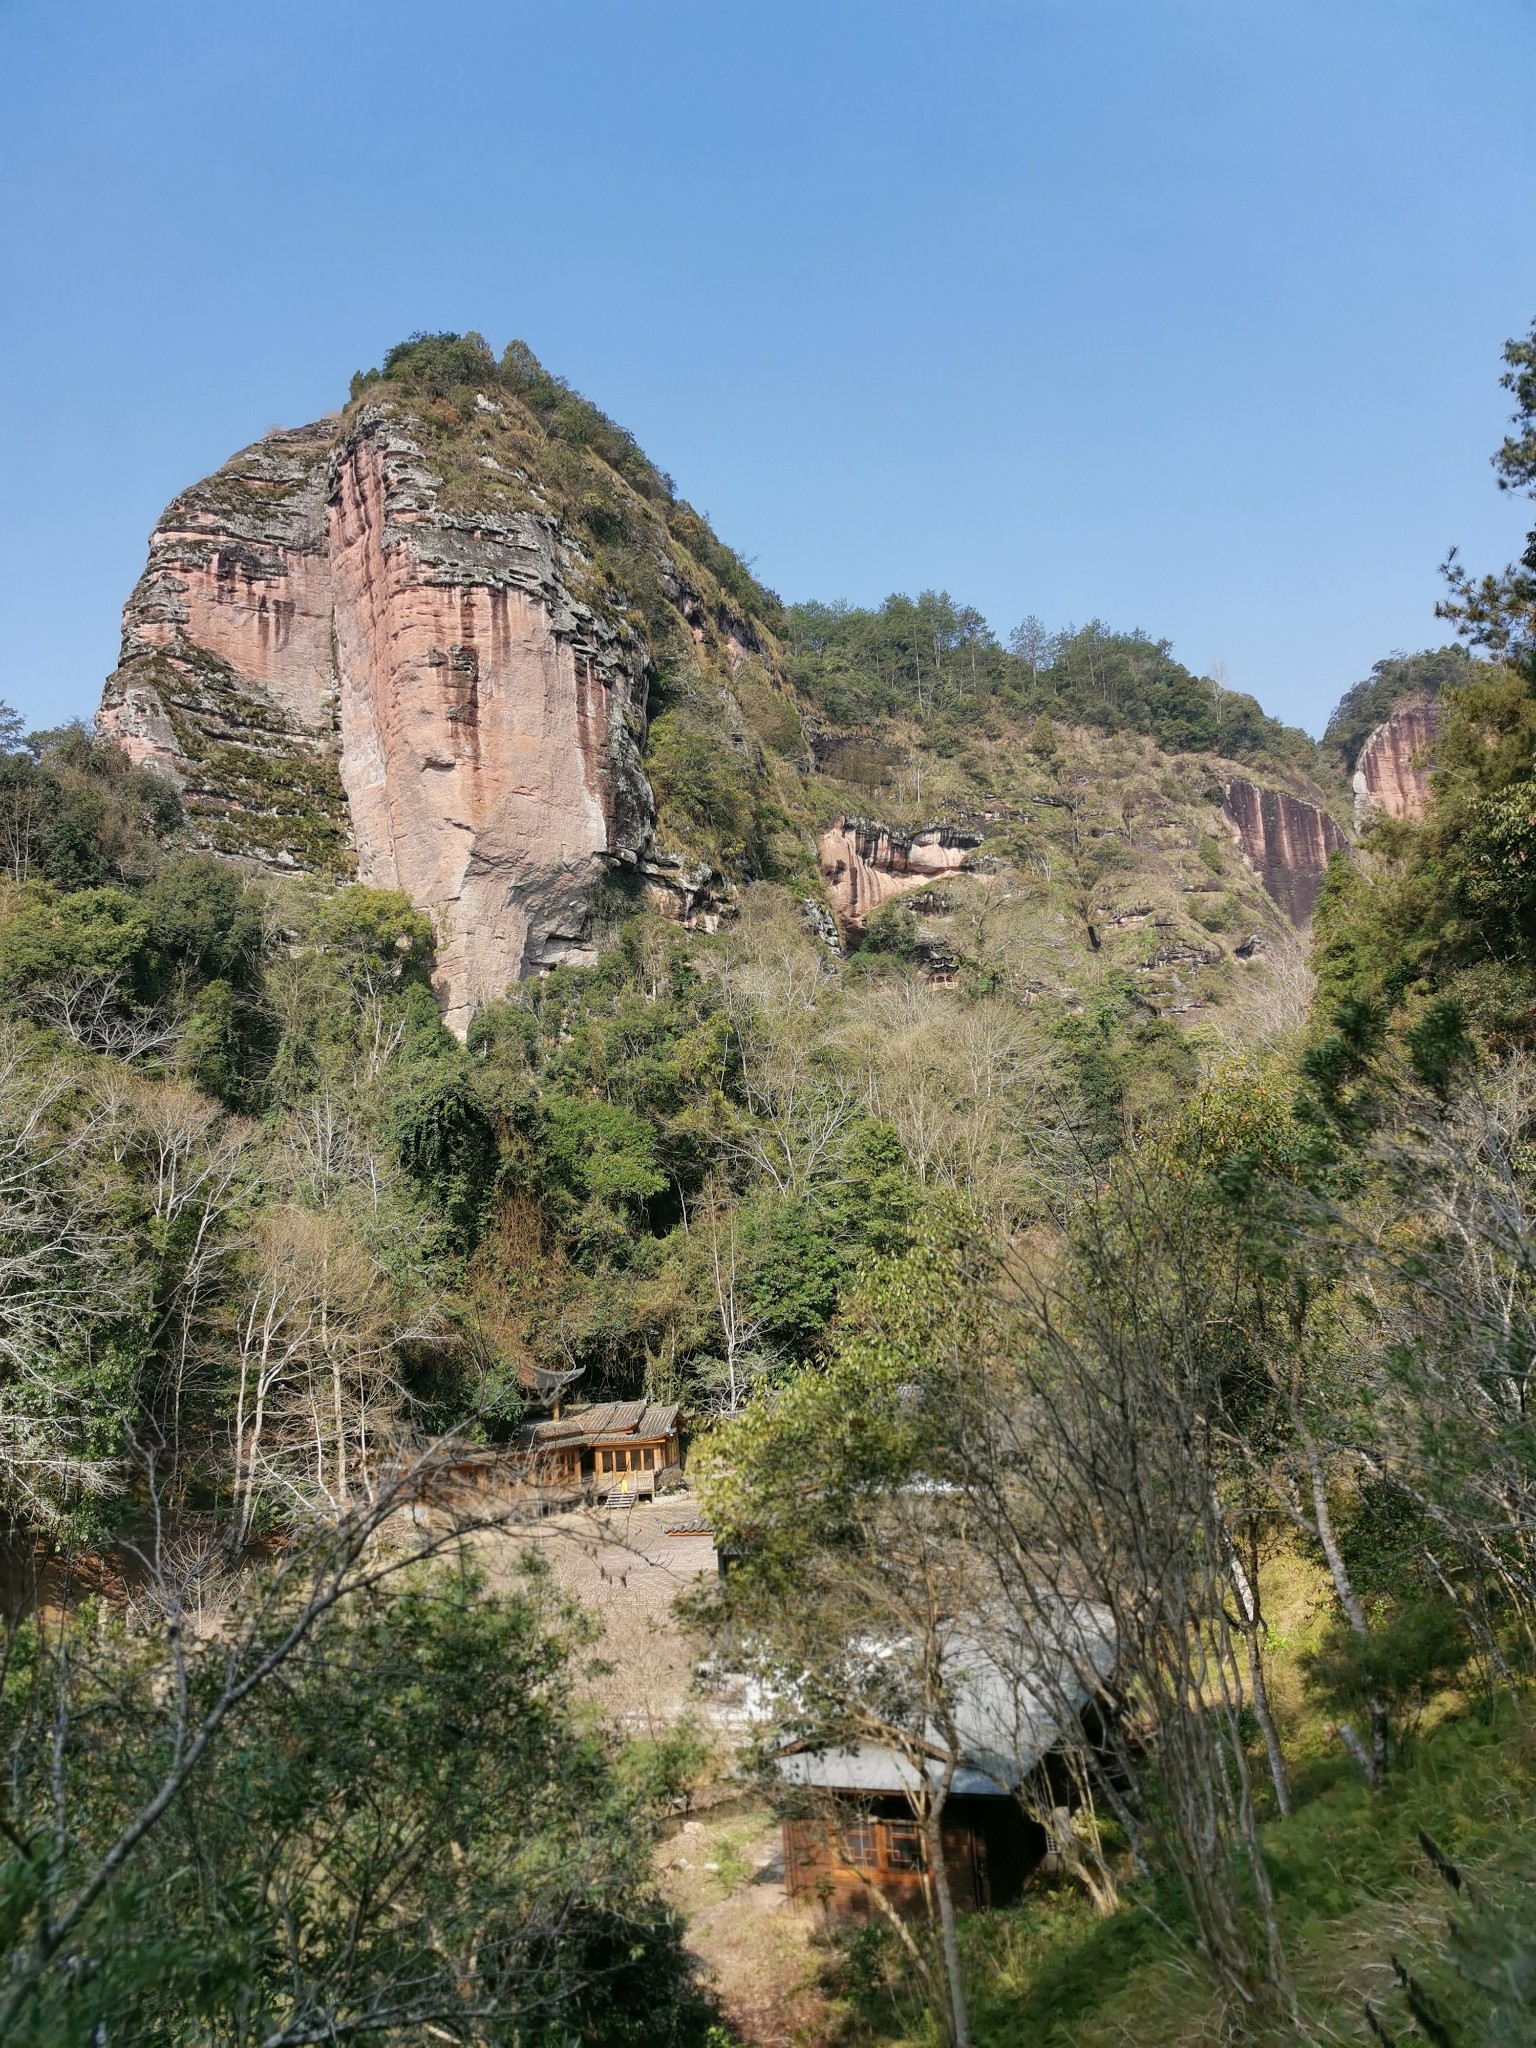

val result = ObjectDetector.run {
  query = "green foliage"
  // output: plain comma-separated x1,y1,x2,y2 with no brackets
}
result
307,883,436,989
543,1092,669,1209
1440,317,1536,665
0,886,151,995
1050,971,1201,1157
860,900,920,958
1324,645,1471,772
698,1213,986,1575
732,1193,847,1354
889,1710,1536,2048
616,1721,712,1814
142,856,264,988
373,327,499,398
0,723,183,892
381,1025,500,1250
0,1567,714,2048
645,710,766,875
1312,662,1536,1047
785,599,1314,769
1303,1603,1471,1740
177,977,242,1101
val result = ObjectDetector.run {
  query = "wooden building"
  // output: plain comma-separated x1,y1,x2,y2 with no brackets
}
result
772,1614,1114,1919
782,1789,1041,1915
519,1401,682,1498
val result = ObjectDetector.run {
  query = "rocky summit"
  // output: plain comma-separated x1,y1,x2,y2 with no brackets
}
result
99,340,775,1033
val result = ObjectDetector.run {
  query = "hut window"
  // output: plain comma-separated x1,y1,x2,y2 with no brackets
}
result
844,1823,878,1869
643,1447,655,1470
883,1825,921,1871
600,1450,612,1473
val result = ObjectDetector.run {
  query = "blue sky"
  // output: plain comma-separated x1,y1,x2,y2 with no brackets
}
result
2,0,1533,737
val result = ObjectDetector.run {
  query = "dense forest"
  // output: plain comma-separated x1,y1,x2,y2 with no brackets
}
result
1,318,1535,2046
786,597,1319,778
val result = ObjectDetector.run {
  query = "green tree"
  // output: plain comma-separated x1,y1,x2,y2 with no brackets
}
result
0,1554,712,2047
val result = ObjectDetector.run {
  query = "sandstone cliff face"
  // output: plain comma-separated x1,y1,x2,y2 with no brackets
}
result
1221,780,1348,924
102,405,660,1032
100,422,353,872
817,817,980,941
1352,701,1438,828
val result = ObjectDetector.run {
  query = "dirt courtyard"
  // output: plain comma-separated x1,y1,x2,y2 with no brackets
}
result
472,1492,726,1737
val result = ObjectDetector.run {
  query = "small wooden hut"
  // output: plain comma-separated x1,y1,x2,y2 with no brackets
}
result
772,1613,1114,1919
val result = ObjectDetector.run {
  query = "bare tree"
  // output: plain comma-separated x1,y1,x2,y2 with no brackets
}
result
0,1034,137,1528
1008,615,1053,688
230,1205,405,1536
698,1188,773,1416
841,980,1080,1229
947,1200,1299,2028
22,972,181,1063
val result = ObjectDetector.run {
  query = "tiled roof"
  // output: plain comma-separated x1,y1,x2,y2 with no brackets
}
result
525,1401,680,1449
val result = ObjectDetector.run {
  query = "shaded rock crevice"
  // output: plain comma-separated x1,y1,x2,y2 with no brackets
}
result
817,816,981,943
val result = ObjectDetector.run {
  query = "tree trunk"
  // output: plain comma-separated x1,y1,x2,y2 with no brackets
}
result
1227,1545,1292,1817
1302,1434,1388,1785
922,1783,970,2048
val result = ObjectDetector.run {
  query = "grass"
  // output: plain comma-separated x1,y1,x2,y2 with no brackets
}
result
830,1696,1536,2048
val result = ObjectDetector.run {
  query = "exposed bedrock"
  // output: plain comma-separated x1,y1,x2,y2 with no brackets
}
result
1221,781,1349,925
100,408,654,1034
817,817,981,942
1353,702,1438,829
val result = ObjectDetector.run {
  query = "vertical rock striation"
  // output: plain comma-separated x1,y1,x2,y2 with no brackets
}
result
1221,781,1348,924
99,423,353,872
817,817,980,942
1352,702,1438,828
326,411,652,1032
101,406,656,1033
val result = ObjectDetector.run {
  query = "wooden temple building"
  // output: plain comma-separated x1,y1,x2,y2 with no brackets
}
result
519,1400,683,1499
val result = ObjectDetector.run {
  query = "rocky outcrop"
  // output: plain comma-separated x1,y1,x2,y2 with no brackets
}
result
817,817,981,942
101,406,657,1033
1221,781,1348,924
1353,702,1438,828
327,411,652,1032
100,422,355,873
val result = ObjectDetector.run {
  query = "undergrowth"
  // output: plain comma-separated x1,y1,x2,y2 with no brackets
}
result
830,1700,1536,2047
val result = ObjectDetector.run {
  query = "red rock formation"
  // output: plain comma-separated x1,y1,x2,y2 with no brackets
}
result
326,413,651,1031
99,424,353,871
1353,701,1438,827
101,407,655,1034
1221,781,1348,924
817,817,980,942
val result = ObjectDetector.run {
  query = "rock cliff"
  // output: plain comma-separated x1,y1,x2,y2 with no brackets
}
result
1221,780,1349,924
1352,701,1438,828
817,817,981,941
101,339,778,1033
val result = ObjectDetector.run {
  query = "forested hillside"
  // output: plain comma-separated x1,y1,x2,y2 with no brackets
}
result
2,318,1535,2047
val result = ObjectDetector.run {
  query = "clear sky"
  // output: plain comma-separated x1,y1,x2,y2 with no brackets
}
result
2,0,1533,737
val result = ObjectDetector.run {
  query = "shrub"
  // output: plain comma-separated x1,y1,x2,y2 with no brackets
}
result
1303,1599,1471,1744
0,887,151,996
861,902,920,958
143,856,264,988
